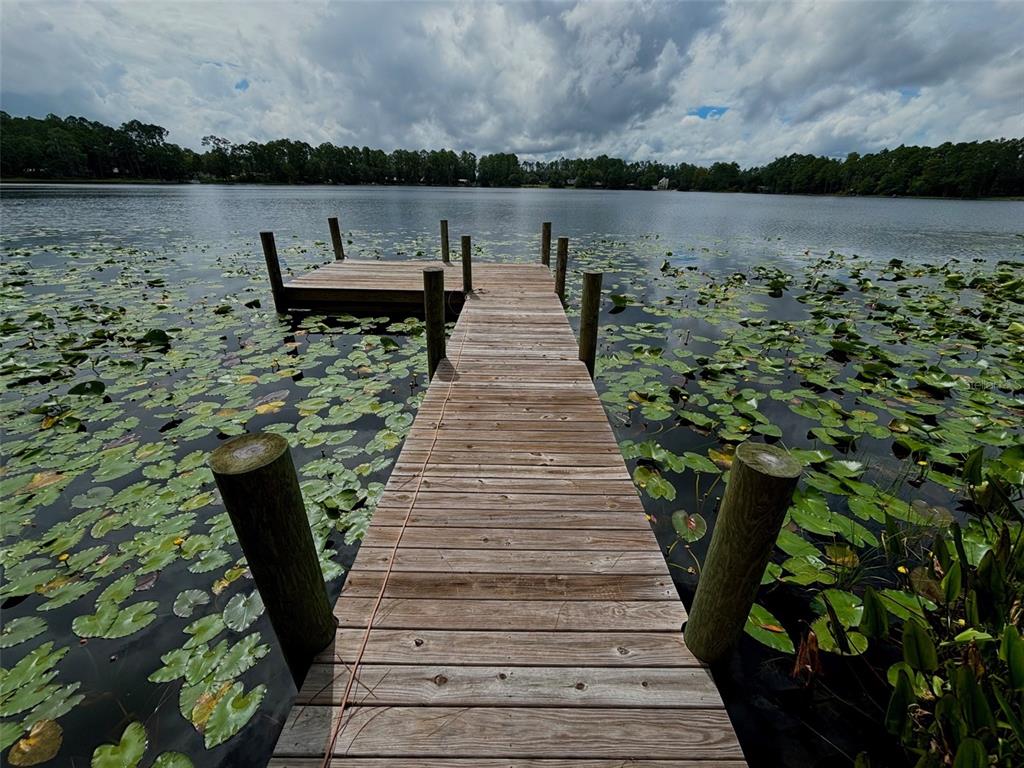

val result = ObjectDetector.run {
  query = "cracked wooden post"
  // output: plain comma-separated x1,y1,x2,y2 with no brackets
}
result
423,266,446,380
260,231,286,313
541,221,552,266
578,270,602,378
555,236,569,303
461,234,473,293
685,442,802,664
440,219,450,263
210,433,335,685
328,216,345,260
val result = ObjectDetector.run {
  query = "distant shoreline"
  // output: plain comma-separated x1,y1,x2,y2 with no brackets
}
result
2,177,1021,201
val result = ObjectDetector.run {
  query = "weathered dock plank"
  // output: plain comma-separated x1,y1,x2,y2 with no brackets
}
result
269,260,745,765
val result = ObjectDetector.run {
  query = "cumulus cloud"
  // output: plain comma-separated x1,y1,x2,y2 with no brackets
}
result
1,0,1020,165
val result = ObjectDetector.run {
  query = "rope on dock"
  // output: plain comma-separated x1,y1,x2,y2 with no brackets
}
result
319,290,477,765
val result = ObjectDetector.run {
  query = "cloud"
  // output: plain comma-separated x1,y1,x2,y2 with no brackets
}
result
1,0,1020,165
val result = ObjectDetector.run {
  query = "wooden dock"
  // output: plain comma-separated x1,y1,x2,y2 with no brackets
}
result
279,260,466,315
267,260,746,765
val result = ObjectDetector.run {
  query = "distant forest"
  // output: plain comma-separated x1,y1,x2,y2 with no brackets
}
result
2,112,1022,198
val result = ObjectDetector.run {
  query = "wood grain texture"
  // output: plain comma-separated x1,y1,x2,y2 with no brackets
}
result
274,707,744,759
314,629,700,666
270,260,744,765
299,664,723,707
334,598,687,631
361,526,659,550
340,572,676,600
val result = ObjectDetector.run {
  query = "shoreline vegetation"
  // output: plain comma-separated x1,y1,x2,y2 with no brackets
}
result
3,112,1022,199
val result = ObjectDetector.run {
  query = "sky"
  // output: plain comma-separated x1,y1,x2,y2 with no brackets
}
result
1,0,1022,166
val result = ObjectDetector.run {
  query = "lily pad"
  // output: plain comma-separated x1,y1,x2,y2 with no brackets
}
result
90,721,147,768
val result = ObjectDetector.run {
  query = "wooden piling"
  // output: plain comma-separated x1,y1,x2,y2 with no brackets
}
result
210,433,335,685
684,442,802,664
555,236,569,303
440,220,450,263
578,271,603,378
461,235,473,293
541,222,552,266
423,266,446,380
260,231,286,313
328,216,345,260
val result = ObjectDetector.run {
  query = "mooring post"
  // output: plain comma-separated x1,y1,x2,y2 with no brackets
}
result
210,433,335,685
579,270,603,378
423,267,446,380
684,442,802,664
541,221,552,266
555,236,569,303
260,231,287,313
440,219,450,263
461,235,473,293
328,216,345,260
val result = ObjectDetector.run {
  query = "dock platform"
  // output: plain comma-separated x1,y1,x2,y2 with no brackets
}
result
268,260,746,765
279,260,466,315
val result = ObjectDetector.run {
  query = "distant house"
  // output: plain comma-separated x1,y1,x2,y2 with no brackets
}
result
655,177,670,190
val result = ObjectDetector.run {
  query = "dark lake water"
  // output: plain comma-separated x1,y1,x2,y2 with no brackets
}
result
1,183,1021,768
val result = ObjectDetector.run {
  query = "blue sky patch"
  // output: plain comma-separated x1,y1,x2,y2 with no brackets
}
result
234,79,249,92
689,105,728,119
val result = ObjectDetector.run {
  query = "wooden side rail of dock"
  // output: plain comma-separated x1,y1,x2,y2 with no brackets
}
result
266,261,747,765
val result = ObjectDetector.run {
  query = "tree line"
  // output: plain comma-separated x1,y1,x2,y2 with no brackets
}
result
2,112,1021,198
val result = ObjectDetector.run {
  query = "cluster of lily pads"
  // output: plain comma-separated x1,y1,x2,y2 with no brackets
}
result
1,236,427,765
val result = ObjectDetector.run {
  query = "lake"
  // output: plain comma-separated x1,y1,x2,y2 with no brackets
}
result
2,184,1022,767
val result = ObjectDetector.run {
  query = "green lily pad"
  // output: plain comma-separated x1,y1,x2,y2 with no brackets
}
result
223,591,264,633
744,603,794,653
0,617,47,648
90,721,147,768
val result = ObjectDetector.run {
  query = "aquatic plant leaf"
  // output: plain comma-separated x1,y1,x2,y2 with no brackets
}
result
152,753,193,768
172,589,210,619
203,683,266,749
215,633,270,681
70,486,114,509
671,511,707,543
858,586,889,639
183,614,226,649
812,615,868,656
106,601,159,639
68,380,105,396
0,617,47,648
744,603,794,653
90,721,146,768
1,722,23,752
7,719,62,767
879,589,936,622
223,591,264,632
902,619,938,671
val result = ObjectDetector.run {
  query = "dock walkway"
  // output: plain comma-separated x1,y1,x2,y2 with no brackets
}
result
269,261,746,765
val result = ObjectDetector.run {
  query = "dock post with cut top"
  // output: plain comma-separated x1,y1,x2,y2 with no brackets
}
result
440,219,450,263
260,231,287,313
579,270,603,378
555,236,569,303
541,221,552,266
461,235,473,293
685,441,802,664
209,432,335,685
423,266,446,380
328,216,345,260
